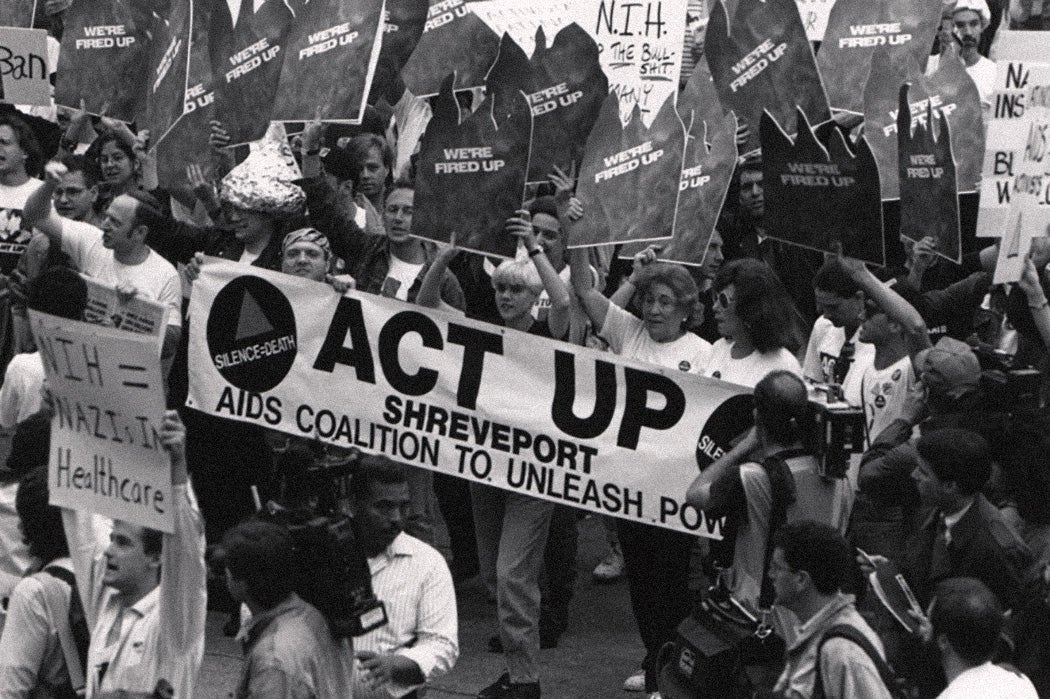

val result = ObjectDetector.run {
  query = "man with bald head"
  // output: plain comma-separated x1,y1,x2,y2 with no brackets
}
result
688,370,853,609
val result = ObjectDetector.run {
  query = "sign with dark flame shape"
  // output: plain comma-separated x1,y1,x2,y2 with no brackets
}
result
411,56,533,258
621,63,737,266
485,27,607,183
863,45,984,200
705,0,829,154
400,0,501,97
898,83,961,263
145,0,192,148
568,91,686,248
761,107,885,264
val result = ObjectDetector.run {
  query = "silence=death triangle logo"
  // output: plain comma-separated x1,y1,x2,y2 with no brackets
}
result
207,275,298,393
236,289,275,341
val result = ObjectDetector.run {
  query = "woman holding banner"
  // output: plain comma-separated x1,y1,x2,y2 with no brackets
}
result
569,240,710,696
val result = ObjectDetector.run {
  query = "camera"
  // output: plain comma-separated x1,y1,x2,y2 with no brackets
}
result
808,386,866,479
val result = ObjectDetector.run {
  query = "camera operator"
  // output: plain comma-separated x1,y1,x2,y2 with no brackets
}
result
687,371,853,612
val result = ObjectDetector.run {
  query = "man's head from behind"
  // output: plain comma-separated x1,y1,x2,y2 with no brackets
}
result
221,520,297,611
349,455,410,557
28,265,87,321
754,370,812,449
16,466,68,565
931,577,1003,668
769,520,858,616
915,337,981,410
813,259,865,330
913,428,990,509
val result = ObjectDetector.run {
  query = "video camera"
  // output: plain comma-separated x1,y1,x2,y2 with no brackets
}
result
970,345,1042,413
808,384,866,479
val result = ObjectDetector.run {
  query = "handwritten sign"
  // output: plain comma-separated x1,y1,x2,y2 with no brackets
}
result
0,27,49,107
795,0,837,41
31,310,172,533
572,0,689,126
470,0,572,57
82,276,169,351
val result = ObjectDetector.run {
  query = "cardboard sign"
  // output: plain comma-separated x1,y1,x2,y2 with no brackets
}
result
816,0,942,114
487,27,608,183
705,0,830,153
411,62,533,257
55,0,156,120
145,0,192,148
400,0,502,97
978,33,1050,238
208,0,295,145
0,28,49,107
994,67,1050,284
621,63,736,265
31,311,173,533
0,1,37,28
897,84,960,263
187,259,756,537
470,0,572,58
762,108,885,264
371,0,428,102
569,90,686,248
272,0,384,123
82,276,170,350
572,0,689,126
863,46,984,200
796,0,837,41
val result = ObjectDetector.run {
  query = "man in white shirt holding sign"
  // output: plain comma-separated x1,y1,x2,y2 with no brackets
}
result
22,160,182,370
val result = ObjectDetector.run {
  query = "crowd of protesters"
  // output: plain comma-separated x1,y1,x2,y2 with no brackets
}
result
0,0,1046,698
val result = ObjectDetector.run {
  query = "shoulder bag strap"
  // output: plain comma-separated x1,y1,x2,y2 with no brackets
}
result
40,566,86,694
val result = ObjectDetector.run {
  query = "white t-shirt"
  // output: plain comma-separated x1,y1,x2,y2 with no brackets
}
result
937,662,1038,699
600,303,711,373
0,352,44,428
703,338,802,388
0,178,42,270
802,317,875,406
861,356,917,444
382,256,425,301
60,218,182,327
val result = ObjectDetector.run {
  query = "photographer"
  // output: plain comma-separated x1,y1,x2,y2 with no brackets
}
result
687,371,853,611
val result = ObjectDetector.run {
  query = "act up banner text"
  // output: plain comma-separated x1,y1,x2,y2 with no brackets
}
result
187,260,755,537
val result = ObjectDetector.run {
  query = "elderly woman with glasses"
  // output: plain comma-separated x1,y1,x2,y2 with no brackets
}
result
705,258,803,387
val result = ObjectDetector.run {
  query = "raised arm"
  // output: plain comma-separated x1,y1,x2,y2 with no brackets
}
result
508,211,571,339
23,160,66,247
1018,256,1050,351
838,254,931,355
416,242,459,310
609,244,662,309
686,428,759,512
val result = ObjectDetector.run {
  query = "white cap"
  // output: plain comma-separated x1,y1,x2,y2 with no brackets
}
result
952,0,992,27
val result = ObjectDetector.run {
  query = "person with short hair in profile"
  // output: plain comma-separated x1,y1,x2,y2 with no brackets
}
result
222,520,352,698
931,577,1038,699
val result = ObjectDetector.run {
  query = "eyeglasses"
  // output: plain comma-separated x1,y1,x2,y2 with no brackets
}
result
495,283,527,294
714,290,733,310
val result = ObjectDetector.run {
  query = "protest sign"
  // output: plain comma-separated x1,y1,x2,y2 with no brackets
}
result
82,276,170,351
977,32,1050,238
487,27,607,183
993,66,1050,284
762,108,885,264
188,259,756,537
470,0,572,58
0,27,49,107
0,1,37,28
272,0,384,123
796,0,836,41
400,0,502,97
370,0,427,102
207,0,295,145
30,310,173,533
621,63,736,265
863,46,984,201
572,0,688,126
705,0,830,154
569,89,686,248
145,0,192,147
816,0,942,114
412,60,533,257
897,85,960,264
56,0,156,120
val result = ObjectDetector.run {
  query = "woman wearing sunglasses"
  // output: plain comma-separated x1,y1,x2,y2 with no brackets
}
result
704,258,803,387
569,243,711,697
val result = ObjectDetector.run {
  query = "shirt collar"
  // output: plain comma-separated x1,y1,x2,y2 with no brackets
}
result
238,593,305,648
943,499,975,544
786,592,856,651
128,586,159,618
367,532,414,572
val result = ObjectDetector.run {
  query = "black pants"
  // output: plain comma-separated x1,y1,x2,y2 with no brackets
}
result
617,519,694,691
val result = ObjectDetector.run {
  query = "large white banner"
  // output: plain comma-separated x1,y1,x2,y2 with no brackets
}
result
30,311,173,533
188,260,755,538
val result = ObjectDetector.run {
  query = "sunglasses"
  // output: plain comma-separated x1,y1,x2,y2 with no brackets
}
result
495,283,527,294
714,290,734,310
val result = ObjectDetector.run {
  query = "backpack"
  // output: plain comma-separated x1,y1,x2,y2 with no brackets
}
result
40,564,90,699
813,624,917,699
259,504,388,638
